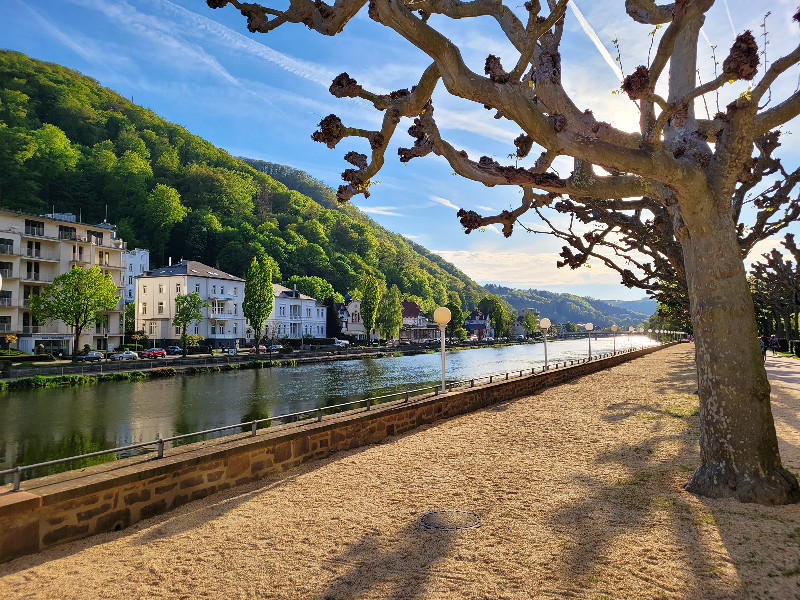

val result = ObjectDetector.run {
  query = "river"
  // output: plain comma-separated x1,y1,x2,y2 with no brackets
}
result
1,336,658,482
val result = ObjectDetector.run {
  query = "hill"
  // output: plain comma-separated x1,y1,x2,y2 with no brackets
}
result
485,285,654,327
0,50,486,313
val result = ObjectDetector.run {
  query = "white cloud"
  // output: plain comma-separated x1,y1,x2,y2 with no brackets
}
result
476,205,494,212
360,206,404,217
430,195,460,210
432,249,619,287
401,233,421,239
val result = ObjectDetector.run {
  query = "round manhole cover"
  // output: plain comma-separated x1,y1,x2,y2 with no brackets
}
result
418,510,482,531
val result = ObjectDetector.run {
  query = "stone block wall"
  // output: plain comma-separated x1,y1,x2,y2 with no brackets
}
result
0,344,671,563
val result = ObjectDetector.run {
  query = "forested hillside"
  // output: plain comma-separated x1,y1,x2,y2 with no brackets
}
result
485,285,652,327
0,50,486,313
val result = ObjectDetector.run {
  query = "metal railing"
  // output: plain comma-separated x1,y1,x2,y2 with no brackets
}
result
0,345,658,491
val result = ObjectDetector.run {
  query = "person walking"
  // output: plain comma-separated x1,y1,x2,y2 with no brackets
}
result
760,336,768,362
769,335,780,356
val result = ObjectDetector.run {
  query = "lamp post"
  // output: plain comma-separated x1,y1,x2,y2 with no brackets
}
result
637,327,644,349
585,322,594,359
433,306,451,392
628,326,634,350
539,317,551,370
611,324,618,353
647,328,652,342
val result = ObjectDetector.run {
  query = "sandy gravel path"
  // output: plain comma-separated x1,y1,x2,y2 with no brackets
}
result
1,344,799,600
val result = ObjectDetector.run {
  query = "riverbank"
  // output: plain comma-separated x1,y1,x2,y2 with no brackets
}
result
2,344,798,598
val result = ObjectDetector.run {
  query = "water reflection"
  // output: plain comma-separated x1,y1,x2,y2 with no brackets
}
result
1,337,658,482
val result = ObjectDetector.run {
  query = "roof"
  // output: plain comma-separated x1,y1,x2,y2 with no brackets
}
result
142,260,244,281
401,301,422,319
273,283,323,304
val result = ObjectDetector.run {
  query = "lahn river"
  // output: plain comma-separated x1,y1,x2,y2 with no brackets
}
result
1,336,657,482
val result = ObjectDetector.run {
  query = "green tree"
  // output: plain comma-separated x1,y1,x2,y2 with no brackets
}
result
29,266,120,358
521,312,539,338
488,297,510,338
284,275,340,303
243,257,274,354
375,284,403,341
143,184,188,261
360,275,381,342
445,300,466,340
173,292,207,357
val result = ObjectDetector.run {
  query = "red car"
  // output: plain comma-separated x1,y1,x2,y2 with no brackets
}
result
141,348,167,358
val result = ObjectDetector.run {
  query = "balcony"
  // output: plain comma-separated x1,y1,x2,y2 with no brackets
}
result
209,310,236,319
23,226,45,237
70,254,90,265
23,273,52,283
21,325,59,334
25,249,58,262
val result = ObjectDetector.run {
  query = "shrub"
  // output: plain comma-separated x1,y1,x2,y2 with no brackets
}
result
10,354,57,363
149,367,177,378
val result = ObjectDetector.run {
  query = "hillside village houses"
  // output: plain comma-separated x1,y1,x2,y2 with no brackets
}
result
399,301,441,343
0,209,126,355
465,310,493,339
134,261,328,349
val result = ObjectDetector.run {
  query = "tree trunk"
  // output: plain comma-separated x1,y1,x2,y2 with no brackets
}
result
681,215,799,504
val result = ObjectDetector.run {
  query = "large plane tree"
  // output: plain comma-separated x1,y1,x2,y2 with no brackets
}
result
209,0,800,504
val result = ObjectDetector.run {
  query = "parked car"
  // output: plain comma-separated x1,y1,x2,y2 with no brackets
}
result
332,339,349,347
109,350,138,361
165,346,183,355
140,348,167,358
75,351,104,362
249,345,267,353
266,344,283,351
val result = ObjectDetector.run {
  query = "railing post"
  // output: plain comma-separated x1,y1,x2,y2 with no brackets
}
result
366,398,371,410
251,421,257,436
156,438,164,459
13,466,21,491
489,375,493,384
470,379,474,387
317,408,322,422
405,390,409,402
505,373,509,380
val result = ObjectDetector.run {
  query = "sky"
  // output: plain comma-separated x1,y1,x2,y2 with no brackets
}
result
1,0,799,301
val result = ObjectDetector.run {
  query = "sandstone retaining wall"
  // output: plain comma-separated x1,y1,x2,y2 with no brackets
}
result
0,344,673,563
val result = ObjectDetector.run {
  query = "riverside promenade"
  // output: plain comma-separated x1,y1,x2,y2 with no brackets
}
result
1,344,799,599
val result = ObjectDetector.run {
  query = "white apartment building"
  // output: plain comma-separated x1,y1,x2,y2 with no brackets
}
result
123,248,149,303
0,210,126,355
247,284,327,342
135,260,246,349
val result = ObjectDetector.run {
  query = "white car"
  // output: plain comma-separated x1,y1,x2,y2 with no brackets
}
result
332,339,349,347
109,350,138,361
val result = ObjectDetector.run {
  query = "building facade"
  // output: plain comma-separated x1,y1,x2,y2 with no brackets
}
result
0,210,126,355
123,248,150,304
135,260,246,349
247,284,327,342
399,301,440,342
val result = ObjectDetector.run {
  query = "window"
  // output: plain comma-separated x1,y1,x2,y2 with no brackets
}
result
212,285,216,294
279,306,286,317
211,325,216,335
175,327,181,336
194,325,199,334
233,303,237,315
176,283,181,294
233,287,238,296
141,303,147,315
128,276,133,285
86,230,103,245
0,238,12,254
195,284,200,293
157,302,164,315
128,290,132,298
158,284,164,294
220,286,225,295
149,322,157,335
139,265,145,273
143,285,147,294
234,323,237,335
129,264,133,272
307,307,311,317
24,219,44,236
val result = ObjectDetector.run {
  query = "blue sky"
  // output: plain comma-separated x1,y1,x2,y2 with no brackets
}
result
1,0,799,300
